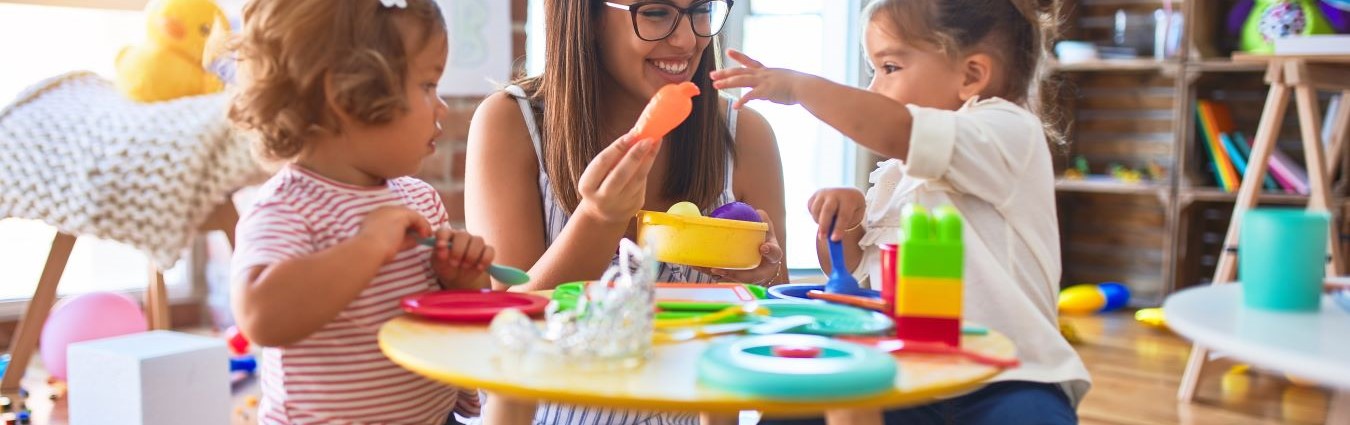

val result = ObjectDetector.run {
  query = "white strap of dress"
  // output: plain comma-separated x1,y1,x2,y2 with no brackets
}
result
504,85,545,169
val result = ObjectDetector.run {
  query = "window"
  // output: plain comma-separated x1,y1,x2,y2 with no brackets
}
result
526,0,866,272
731,0,863,271
0,3,211,316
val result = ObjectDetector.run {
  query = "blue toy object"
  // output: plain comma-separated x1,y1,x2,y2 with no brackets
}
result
230,354,257,374
1058,282,1132,315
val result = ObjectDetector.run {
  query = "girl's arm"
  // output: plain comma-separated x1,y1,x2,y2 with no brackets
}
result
232,206,430,347
711,50,914,160
465,92,656,291
792,76,913,160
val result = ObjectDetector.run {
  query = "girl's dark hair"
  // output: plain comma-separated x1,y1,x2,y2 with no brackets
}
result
864,0,1063,145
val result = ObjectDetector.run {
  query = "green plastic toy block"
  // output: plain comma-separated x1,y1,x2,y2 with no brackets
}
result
898,205,964,279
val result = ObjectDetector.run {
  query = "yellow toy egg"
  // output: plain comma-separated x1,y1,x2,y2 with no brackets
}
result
667,201,702,217
1134,308,1168,330
1058,284,1106,315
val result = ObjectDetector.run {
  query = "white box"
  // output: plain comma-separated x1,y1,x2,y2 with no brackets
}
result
67,330,230,425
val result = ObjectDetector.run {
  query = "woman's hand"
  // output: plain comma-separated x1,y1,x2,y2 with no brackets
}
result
694,209,785,285
573,135,659,225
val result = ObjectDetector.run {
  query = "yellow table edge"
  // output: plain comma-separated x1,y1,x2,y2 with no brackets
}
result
378,320,1009,415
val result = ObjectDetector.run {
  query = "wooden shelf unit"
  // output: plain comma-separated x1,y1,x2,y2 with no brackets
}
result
1049,0,1348,305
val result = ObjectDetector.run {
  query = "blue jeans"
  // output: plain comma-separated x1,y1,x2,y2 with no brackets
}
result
758,382,1077,425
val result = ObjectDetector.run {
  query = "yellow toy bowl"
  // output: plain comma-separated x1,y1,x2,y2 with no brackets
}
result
636,210,769,270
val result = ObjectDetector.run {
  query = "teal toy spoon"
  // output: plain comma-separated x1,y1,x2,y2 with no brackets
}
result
418,237,530,286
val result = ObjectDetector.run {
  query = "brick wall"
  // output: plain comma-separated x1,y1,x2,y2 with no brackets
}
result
419,0,529,227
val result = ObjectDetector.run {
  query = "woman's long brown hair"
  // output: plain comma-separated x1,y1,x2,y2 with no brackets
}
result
515,0,733,214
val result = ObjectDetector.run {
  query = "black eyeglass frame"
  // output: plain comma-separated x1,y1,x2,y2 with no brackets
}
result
603,0,736,42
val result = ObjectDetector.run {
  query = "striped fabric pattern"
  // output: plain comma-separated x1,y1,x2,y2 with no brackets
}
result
504,85,737,425
232,166,462,425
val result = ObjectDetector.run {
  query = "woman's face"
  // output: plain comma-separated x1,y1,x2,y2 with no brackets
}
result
596,0,719,101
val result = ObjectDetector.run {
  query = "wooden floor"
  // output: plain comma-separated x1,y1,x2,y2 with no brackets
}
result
1069,312,1332,425
6,311,1337,424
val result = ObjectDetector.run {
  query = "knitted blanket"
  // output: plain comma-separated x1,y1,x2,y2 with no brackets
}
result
0,72,264,269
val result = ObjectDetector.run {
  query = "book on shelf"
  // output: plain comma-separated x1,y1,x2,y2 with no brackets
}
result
1228,132,1282,192
1268,146,1311,195
1235,132,1303,193
1325,94,1342,151
1273,35,1350,55
1196,100,1240,191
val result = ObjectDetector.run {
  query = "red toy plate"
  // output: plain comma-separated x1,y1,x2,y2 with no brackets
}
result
400,290,549,323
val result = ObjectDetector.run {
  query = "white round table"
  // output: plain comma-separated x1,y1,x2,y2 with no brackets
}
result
1164,284,1350,422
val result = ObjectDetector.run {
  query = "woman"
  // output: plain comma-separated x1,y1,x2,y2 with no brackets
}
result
465,0,787,423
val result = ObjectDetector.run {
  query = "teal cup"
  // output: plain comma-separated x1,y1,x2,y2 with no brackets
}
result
1240,208,1328,312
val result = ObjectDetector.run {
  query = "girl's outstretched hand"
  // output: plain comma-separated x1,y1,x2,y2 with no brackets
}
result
711,50,811,110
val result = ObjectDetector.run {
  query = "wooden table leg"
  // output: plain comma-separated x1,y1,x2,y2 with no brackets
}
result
482,393,536,425
825,408,883,425
1179,62,1292,403
146,264,170,330
1293,78,1345,276
2,232,77,408
699,412,738,425
1329,389,1349,425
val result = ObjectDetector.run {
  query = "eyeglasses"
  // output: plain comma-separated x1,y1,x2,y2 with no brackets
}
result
603,0,734,42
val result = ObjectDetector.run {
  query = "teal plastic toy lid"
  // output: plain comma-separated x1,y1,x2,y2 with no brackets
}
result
697,334,898,399
757,300,894,336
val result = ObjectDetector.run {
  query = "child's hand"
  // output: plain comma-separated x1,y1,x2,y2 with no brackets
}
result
429,226,494,290
808,188,866,241
711,50,811,110
356,206,433,262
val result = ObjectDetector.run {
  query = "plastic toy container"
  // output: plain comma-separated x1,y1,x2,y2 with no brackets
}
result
636,210,769,269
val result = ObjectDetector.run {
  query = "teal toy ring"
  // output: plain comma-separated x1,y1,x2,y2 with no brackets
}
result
697,334,897,399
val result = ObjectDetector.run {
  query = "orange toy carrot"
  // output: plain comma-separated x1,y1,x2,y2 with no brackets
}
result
630,82,701,142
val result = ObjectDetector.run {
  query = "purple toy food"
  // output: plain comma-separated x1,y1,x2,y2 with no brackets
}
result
710,202,761,222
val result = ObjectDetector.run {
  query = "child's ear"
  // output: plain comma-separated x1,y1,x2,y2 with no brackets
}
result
322,72,353,130
958,53,995,102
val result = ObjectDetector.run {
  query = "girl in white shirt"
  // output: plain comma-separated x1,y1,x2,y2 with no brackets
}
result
712,0,1090,423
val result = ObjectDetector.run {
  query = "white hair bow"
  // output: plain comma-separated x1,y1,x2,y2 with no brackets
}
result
379,0,407,8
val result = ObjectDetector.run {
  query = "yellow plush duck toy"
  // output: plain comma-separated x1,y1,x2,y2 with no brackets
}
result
115,0,229,102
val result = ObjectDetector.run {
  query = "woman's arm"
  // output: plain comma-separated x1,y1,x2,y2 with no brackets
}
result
466,92,656,291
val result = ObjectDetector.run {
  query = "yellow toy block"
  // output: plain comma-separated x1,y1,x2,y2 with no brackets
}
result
894,276,962,318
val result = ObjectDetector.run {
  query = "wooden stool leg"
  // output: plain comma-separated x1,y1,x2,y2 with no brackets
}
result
1293,80,1346,276
146,265,170,330
2,232,77,397
1330,389,1350,425
1179,67,1291,403
202,198,239,249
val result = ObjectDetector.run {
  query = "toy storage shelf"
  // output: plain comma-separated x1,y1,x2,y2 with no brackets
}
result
1049,0,1349,305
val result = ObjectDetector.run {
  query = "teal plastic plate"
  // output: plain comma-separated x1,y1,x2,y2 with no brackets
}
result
697,334,897,399
757,300,894,336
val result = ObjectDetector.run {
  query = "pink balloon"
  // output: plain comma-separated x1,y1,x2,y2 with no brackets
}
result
40,292,147,381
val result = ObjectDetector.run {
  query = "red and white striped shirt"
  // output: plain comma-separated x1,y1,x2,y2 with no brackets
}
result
232,166,468,425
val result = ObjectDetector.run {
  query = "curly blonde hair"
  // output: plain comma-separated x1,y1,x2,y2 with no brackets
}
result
229,0,446,161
